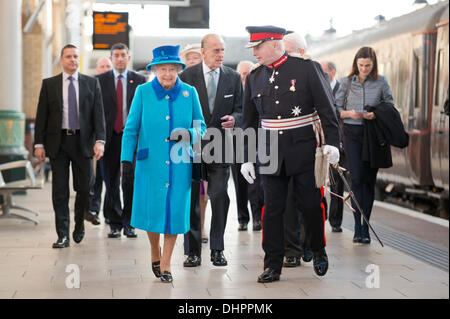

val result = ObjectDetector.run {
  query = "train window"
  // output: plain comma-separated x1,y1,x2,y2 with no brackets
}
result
434,49,443,105
397,60,408,109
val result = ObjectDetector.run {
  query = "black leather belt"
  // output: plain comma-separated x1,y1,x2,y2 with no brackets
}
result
61,129,80,135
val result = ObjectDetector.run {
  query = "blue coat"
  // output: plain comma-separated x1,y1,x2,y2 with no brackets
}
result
121,78,206,234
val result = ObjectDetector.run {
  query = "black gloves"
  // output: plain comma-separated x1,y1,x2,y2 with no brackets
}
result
122,161,133,176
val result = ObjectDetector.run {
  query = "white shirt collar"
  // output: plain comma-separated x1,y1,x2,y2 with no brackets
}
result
203,61,219,75
63,71,78,81
113,68,127,79
330,77,337,90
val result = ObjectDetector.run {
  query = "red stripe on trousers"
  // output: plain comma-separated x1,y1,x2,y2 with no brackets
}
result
320,186,327,246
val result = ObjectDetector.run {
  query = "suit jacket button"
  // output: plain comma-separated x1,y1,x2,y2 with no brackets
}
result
275,86,279,89
277,116,281,119
279,131,283,135
257,93,261,97
275,101,279,104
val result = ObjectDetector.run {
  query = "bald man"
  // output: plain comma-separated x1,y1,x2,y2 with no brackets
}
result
96,57,112,75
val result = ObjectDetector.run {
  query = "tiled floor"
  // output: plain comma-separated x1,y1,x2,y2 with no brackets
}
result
0,180,448,299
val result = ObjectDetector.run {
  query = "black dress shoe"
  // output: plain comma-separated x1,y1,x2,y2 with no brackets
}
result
332,226,343,232
283,256,301,267
211,250,227,266
257,268,280,283
160,271,173,283
123,226,137,238
202,237,208,244
353,236,362,243
313,248,329,276
302,249,313,262
183,255,202,267
108,229,121,238
152,261,161,278
72,230,85,244
84,211,100,225
253,220,262,231
361,237,371,244
52,236,69,248
238,223,248,231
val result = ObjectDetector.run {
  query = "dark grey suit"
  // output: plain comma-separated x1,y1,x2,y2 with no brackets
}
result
34,73,105,239
180,63,243,255
96,70,146,232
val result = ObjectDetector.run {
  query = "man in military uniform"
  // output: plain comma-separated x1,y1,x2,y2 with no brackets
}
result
240,26,340,283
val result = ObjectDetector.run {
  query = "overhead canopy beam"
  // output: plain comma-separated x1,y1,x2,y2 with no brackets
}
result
23,0,47,34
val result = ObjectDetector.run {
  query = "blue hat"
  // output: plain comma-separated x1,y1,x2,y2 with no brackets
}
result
146,45,186,70
245,26,286,48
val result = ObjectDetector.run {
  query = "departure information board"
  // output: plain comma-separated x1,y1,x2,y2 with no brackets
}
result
93,11,129,50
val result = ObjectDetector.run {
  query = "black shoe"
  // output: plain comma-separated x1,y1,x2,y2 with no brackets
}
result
72,230,85,244
123,226,137,238
152,261,161,278
160,271,173,283
238,223,248,231
313,248,329,276
257,268,280,283
211,250,228,266
183,255,202,267
202,237,208,244
108,229,121,238
283,256,301,267
52,236,69,248
353,236,362,243
84,211,100,225
302,249,313,263
361,237,371,244
253,220,262,231
73,223,85,244
332,226,343,232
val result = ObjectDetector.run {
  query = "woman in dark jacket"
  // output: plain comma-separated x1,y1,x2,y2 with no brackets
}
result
335,47,394,244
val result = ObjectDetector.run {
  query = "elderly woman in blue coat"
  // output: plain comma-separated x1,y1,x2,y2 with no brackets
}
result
121,45,206,282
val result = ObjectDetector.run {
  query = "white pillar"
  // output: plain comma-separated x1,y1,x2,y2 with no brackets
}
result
0,0,26,157
0,0,22,113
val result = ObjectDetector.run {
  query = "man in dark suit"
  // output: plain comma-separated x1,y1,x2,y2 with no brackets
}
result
34,44,106,248
97,43,147,239
321,61,345,233
181,34,243,267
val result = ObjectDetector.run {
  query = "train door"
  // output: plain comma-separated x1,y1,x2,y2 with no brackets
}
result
431,18,449,196
407,31,436,186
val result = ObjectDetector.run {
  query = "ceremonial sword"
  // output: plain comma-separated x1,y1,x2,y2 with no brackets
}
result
330,164,384,247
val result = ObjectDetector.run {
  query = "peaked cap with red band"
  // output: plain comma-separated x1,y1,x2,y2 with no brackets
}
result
245,25,286,48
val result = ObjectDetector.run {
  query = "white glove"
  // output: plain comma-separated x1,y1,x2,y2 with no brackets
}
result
240,162,256,184
323,145,340,165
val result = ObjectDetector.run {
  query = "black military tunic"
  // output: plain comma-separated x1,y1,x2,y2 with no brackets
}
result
242,53,340,273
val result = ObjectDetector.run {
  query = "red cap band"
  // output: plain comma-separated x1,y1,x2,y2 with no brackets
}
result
250,32,284,42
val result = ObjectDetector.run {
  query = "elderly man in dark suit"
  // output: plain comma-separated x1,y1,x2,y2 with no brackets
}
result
321,61,345,233
96,43,147,239
34,44,106,248
181,34,243,267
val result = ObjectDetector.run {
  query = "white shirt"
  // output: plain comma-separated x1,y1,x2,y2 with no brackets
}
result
202,61,220,89
113,69,128,126
330,77,337,91
62,71,79,129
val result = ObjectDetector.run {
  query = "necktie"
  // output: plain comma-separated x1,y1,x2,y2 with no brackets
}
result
206,70,217,114
114,74,123,133
68,76,78,130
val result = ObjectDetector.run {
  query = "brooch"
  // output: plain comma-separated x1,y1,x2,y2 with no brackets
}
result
183,90,189,97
